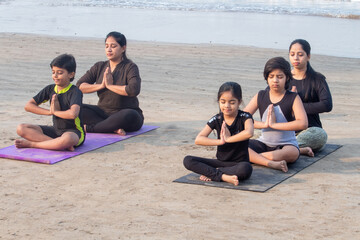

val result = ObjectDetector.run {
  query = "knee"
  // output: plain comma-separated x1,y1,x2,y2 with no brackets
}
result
183,155,194,170
16,123,28,136
241,162,253,180
123,110,143,131
60,132,79,147
297,127,327,151
121,109,140,122
287,152,299,163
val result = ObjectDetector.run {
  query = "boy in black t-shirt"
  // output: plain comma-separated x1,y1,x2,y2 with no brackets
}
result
15,54,85,151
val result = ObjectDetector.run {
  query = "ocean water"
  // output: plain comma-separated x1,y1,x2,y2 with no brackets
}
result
0,0,359,58
13,0,360,19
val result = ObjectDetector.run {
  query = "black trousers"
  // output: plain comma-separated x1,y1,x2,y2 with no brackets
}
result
183,155,252,182
82,104,143,133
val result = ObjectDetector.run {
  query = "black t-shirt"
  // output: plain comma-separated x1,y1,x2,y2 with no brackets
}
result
33,83,84,132
207,111,253,162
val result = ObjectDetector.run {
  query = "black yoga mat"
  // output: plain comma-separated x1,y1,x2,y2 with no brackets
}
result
174,144,342,192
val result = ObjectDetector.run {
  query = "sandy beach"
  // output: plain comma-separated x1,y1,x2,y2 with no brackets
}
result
0,33,359,239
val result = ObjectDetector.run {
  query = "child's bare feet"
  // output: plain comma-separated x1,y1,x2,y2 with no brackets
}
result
268,160,288,172
114,129,126,136
301,147,314,157
199,175,211,182
221,174,239,186
14,139,33,148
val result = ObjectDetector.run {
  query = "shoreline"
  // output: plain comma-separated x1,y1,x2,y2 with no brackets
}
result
0,5,359,58
2,32,359,61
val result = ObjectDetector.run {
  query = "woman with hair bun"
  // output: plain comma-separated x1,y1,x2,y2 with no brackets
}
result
77,31,143,135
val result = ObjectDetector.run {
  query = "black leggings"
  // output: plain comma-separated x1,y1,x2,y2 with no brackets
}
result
183,155,252,182
82,104,143,133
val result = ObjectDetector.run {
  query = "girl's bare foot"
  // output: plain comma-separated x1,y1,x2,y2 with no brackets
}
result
14,139,33,148
268,160,288,172
221,174,239,186
301,147,314,157
114,129,126,136
199,175,211,182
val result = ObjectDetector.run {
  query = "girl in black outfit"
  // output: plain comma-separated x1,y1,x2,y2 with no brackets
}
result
183,82,254,186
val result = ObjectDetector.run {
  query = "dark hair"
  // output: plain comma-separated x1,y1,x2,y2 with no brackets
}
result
105,31,128,61
217,82,242,103
50,54,76,82
289,39,323,101
263,57,292,90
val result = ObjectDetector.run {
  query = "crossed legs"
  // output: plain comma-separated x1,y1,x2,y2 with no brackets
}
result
248,141,300,172
183,156,253,186
15,124,79,151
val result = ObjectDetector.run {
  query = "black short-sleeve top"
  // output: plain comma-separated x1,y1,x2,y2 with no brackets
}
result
207,111,253,162
33,83,84,133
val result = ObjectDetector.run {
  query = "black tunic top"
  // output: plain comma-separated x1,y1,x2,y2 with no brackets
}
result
288,73,332,128
76,60,142,116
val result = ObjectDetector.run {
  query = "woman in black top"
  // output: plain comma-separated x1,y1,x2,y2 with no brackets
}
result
76,31,143,135
288,39,333,155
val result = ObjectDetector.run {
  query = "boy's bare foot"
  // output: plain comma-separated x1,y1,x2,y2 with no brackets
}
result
67,146,75,151
301,147,314,157
221,174,239,186
14,139,33,148
268,160,288,173
114,129,126,136
199,175,211,182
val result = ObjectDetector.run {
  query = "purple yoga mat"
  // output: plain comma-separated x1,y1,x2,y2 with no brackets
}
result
0,125,158,164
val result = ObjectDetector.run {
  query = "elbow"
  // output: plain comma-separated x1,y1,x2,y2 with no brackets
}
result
194,135,203,145
66,110,79,120
321,101,333,113
125,85,140,97
24,103,32,112
326,103,333,112
127,93,138,97
78,83,86,92
300,119,308,130
245,129,254,139
70,112,79,119
127,90,140,97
